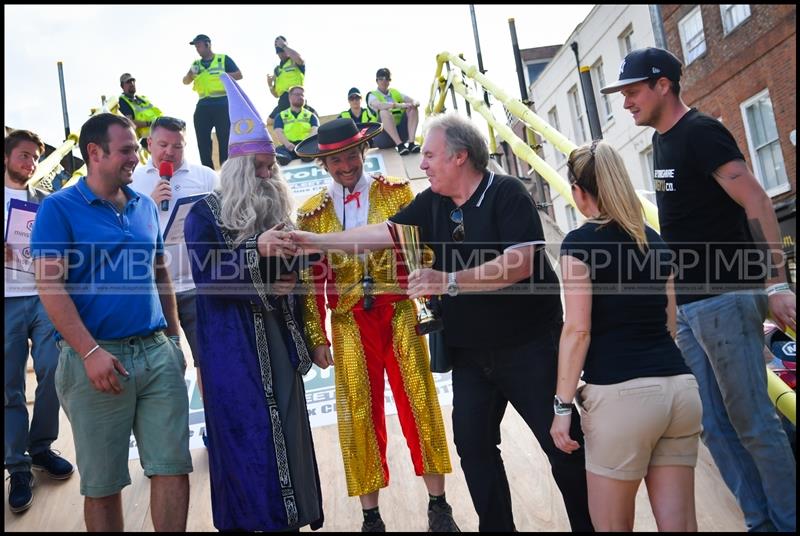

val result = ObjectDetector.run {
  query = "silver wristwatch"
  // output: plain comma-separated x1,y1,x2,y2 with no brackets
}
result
553,395,573,416
446,272,459,297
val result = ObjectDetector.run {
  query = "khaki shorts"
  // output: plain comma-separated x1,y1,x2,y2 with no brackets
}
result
577,374,701,480
55,331,193,497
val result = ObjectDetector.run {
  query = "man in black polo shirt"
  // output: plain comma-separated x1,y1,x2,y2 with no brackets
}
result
601,47,796,532
292,113,592,532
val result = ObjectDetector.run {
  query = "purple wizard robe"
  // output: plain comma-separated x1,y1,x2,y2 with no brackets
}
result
184,194,323,531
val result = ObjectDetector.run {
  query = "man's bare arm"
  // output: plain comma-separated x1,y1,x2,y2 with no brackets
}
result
713,159,787,285
182,68,195,85
273,127,291,149
35,257,129,393
406,244,538,299
714,159,795,331
155,254,180,337
283,45,304,66
291,222,394,255
35,257,97,357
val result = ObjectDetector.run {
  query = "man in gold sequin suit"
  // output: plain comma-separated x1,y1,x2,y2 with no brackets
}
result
295,119,459,532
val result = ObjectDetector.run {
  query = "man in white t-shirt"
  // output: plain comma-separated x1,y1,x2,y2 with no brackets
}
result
130,116,219,386
5,130,75,514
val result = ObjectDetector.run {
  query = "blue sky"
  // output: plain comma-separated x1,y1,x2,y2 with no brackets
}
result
5,4,593,163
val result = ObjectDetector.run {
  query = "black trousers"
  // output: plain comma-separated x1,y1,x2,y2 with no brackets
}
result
451,324,593,532
193,99,230,169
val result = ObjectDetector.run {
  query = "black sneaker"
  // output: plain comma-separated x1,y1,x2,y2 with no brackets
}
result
31,449,74,480
361,517,386,532
406,142,421,153
7,471,34,513
396,143,410,156
428,502,460,532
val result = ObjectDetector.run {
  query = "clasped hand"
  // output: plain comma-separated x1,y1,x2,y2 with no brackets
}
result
257,223,299,258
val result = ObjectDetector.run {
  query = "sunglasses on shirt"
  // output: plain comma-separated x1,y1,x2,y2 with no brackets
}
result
450,207,465,243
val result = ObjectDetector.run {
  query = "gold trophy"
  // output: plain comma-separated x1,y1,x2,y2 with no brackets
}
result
390,223,444,336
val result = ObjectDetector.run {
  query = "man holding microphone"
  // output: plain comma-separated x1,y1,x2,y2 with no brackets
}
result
131,116,219,388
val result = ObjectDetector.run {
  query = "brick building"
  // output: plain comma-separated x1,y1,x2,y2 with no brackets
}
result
659,4,796,283
503,5,661,233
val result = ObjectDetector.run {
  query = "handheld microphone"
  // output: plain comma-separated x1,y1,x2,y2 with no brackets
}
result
158,161,174,211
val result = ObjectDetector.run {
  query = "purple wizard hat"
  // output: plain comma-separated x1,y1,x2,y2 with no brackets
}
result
220,73,275,157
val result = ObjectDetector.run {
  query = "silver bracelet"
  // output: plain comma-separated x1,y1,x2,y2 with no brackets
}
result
82,344,100,361
766,283,792,296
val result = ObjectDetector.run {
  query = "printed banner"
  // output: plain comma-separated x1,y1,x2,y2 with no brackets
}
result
284,154,386,198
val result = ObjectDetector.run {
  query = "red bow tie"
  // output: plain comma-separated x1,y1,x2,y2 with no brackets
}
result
344,191,361,208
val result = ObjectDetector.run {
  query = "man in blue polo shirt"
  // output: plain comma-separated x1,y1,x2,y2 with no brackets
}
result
31,113,193,532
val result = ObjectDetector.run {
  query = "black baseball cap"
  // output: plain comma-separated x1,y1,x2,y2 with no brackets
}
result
348,87,362,99
189,34,211,45
600,47,683,94
376,68,391,80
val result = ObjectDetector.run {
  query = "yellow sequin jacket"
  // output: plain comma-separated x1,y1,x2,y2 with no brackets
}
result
296,173,413,349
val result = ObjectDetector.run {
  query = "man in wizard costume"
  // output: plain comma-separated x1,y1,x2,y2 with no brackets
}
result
184,73,323,532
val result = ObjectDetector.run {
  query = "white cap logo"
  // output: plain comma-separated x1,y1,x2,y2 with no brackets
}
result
652,67,661,74
619,59,626,74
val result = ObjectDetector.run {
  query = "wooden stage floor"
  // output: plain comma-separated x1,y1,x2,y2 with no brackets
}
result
6,372,745,532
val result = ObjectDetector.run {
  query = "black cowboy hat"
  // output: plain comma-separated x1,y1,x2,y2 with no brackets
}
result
295,117,383,158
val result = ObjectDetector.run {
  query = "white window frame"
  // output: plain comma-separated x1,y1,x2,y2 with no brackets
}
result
720,5,751,35
547,106,565,164
524,59,550,88
639,146,656,204
565,204,578,231
678,6,707,65
740,89,790,196
591,58,613,126
618,24,635,57
568,85,588,145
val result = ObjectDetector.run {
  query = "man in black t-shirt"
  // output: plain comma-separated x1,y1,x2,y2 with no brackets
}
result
602,47,796,532
292,113,592,532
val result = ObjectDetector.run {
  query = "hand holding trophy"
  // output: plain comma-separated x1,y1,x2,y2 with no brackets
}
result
389,223,444,336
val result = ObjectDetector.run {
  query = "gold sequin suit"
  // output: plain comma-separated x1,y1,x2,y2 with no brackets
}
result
297,174,451,497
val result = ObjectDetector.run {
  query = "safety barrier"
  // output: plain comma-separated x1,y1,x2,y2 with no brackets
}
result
26,133,80,192
427,52,660,231
59,94,150,189
769,327,796,424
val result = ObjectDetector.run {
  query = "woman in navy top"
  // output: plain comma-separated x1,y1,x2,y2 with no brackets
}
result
549,140,701,531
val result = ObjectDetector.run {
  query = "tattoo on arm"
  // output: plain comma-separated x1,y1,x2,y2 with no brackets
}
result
712,159,746,182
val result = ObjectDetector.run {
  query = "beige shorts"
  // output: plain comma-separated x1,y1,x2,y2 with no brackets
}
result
577,374,702,480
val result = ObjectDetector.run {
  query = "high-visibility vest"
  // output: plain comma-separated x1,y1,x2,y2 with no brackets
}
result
368,88,405,125
274,58,304,97
119,94,163,138
191,54,227,99
339,108,377,123
279,107,314,143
